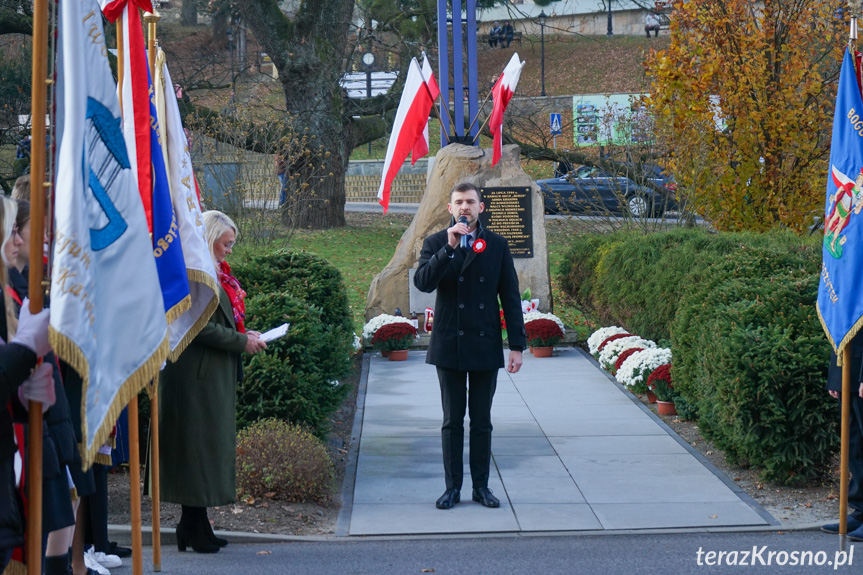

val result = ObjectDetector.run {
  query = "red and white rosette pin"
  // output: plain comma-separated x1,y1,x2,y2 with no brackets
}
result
472,238,487,253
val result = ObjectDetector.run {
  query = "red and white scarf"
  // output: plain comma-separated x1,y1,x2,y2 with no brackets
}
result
217,261,246,333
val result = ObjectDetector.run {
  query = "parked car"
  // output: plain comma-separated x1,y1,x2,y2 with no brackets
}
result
537,165,666,217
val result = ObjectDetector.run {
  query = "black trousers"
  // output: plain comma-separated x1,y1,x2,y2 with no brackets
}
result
837,391,863,517
437,367,498,490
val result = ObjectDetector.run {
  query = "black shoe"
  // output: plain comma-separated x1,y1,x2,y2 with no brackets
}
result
472,487,500,508
821,516,863,534
109,541,132,558
435,488,460,509
176,507,220,554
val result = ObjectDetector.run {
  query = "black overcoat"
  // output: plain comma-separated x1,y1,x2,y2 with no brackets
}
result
414,224,526,371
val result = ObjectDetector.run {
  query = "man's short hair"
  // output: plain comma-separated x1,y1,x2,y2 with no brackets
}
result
450,182,482,202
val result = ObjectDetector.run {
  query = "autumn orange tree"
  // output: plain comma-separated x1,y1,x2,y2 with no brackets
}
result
646,0,845,232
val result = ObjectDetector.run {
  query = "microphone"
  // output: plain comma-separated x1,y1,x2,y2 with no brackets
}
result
458,216,469,249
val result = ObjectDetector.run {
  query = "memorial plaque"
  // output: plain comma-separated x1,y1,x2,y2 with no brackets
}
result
479,186,533,258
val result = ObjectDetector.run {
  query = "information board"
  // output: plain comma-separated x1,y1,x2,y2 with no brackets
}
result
478,186,533,258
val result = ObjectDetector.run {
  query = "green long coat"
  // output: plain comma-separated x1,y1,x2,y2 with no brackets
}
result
159,287,248,507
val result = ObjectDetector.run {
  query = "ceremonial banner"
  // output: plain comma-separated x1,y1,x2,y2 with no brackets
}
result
817,48,863,358
146,62,191,322
53,0,169,467
155,48,219,360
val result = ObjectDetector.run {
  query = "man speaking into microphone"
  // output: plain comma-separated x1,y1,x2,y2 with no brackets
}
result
414,182,526,510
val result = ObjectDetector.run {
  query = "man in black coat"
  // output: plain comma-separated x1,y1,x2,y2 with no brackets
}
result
823,333,863,540
414,182,527,510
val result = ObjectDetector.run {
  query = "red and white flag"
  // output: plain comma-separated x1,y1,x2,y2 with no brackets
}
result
411,53,440,165
100,0,154,223
489,53,525,166
377,58,434,212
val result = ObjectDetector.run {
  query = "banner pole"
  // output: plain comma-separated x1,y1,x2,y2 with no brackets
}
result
26,0,49,568
465,87,493,137
143,10,162,571
115,15,143,575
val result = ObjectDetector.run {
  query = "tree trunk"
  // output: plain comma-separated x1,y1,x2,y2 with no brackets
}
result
211,9,228,46
237,0,356,229
180,0,197,26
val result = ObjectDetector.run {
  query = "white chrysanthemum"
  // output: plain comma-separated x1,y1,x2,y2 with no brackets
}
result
598,336,656,370
587,326,629,355
523,311,565,334
616,347,672,387
362,314,414,343
352,334,362,350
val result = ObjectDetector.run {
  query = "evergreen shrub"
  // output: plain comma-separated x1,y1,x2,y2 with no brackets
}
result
236,418,334,503
238,291,352,437
559,229,835,483
232,249,352,333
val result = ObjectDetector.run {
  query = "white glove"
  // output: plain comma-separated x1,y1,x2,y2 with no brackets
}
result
17,363,55,413
12,299,51,357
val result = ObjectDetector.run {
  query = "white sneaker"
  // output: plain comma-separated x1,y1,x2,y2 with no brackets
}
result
83,548,112,575
91,549,123,569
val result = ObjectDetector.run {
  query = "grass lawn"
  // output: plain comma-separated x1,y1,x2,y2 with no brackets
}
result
246,212,595,341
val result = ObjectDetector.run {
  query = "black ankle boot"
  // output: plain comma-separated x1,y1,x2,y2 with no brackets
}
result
202,509,228,547
177,506,219,553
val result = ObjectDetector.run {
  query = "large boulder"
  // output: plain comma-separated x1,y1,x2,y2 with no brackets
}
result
365,143,552,321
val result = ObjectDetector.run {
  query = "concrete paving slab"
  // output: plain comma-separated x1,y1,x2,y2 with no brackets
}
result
548,435,688,456
513,504,602,531
501,475,586,504
345,350,774,536
591,501,769,529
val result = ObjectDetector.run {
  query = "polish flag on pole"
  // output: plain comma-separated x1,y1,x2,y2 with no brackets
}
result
377,58,435,212
411,53,440,165
489,53,525,166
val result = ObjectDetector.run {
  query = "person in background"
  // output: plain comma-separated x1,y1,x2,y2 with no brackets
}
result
501,21,514,48
488,21,501,48
645,12,660,38
159,210,267,553
0,194,55,572
414,182,526,510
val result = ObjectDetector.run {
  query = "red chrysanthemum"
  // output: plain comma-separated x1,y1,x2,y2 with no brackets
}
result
525,318,564,347
597,333,631,353
613,347,644,373
371,322,418,351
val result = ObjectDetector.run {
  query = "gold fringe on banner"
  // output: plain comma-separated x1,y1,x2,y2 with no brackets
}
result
94,452,113,466
164,293,191,326
50,327,170,470
3,559,25,575
816,305,863,367
167,270,219,362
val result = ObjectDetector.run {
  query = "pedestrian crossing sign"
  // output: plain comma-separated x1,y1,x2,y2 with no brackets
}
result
550,113,562,135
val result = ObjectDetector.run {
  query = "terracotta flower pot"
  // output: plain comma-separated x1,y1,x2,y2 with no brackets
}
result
388,349,409,361
532,346,553,358
646,390,657,404
656,400,677,416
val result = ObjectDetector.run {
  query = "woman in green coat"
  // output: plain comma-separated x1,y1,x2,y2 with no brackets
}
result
159,211,267,553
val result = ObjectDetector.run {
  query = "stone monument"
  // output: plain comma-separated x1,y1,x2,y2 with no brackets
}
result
365,143,552,321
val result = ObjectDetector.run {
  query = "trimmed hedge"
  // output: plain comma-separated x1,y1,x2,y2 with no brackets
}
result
559,229,836,484
238,291,352,437
233,250,354,438
232,249,353,334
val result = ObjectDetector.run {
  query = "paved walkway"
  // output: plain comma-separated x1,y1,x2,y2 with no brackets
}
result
343,347,774,536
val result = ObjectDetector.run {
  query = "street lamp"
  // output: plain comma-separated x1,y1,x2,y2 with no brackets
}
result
362,51,376,154
227,26,235,111
606,0,613,36
538,10,546,97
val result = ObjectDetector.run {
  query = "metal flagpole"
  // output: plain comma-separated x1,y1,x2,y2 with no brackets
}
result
26,0,49,568
143,10,162,571
116,16,144,575
839,16,858,551
465,87,494,138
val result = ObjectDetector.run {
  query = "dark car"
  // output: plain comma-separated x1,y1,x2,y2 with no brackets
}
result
537,165,665,217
